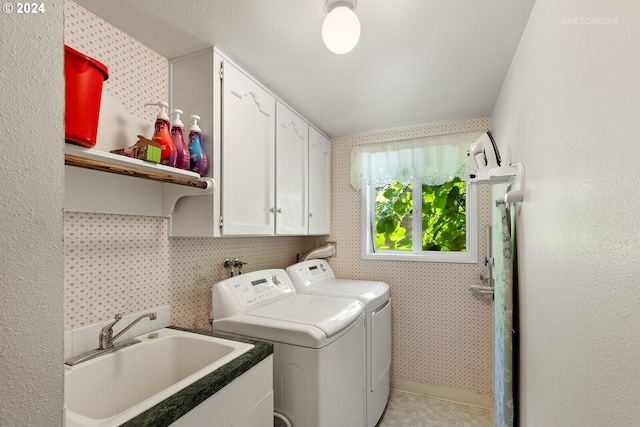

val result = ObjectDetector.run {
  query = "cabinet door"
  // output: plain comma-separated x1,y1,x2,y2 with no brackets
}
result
275,102,309,235
308,127,331,234
221,61,276,235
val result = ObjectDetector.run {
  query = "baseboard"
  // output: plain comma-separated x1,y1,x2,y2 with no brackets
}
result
391,378,492,410
488,392,496,425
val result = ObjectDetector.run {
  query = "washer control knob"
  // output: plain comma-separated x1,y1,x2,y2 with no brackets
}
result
272,275,282,286
319,263,326,271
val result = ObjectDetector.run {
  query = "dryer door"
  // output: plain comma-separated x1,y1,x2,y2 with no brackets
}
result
371,299,392,391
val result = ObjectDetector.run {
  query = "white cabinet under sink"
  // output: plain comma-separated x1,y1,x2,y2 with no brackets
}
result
169,48,330,237
170,356,273,427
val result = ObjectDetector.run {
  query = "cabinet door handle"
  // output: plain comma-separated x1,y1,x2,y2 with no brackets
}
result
309,212,313,217
270,207,275,213
277,208,282,213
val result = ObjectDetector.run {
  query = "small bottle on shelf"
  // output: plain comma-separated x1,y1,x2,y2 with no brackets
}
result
188,115,208,175
146,102,176,167
170,109,190,170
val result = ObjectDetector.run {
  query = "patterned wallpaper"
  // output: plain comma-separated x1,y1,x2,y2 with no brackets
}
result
63,1,317,331
64,0,166,126
64,212,318,330
328,118,493,396
64,0,492,399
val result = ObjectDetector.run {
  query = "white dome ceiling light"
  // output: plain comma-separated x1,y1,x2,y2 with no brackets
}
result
322,0,360,54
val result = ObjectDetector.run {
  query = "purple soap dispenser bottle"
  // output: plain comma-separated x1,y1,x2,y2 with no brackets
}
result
170,109,190,170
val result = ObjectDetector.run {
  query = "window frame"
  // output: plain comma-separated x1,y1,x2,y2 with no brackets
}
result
361,177,478,263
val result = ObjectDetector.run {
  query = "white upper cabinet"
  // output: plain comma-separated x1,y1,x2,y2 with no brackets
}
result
221,61,276,235
308,127,331,235
275,102,309,235
169,48,330,237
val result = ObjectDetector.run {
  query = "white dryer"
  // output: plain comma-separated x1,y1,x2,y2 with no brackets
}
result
211,269,366,427
286,260,392,427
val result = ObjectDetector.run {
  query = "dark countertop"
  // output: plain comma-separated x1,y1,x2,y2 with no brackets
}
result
120,327,273,427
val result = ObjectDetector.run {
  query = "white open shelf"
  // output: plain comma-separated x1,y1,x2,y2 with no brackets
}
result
64,143,202,180
469,162,525,204
64,143,215,217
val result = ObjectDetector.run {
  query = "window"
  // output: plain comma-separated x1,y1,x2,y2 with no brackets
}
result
352,131,481,263
362,177,477,263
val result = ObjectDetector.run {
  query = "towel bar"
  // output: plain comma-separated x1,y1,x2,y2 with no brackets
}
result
470,284,494,295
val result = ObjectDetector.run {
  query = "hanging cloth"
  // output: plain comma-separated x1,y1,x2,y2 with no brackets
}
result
349,131,482,190
494,203,515,427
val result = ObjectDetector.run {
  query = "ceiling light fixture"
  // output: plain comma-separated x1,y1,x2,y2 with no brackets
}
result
322,0,360,54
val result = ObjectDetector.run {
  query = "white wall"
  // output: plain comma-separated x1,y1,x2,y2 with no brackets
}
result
491,1,640,425
0,1,65,425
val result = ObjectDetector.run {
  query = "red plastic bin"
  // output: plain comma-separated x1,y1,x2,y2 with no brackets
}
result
64,45,109,148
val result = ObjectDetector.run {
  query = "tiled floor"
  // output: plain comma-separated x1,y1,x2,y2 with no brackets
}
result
377,390,493,427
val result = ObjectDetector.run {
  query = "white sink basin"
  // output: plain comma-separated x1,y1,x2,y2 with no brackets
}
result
64,328,253,427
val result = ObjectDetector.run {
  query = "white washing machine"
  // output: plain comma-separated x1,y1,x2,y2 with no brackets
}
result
286,260,392,427
211,269,367,427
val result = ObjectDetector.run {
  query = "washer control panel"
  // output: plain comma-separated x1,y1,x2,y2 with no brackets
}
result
287,260,336,288
213,269,297,319
228,272,294,308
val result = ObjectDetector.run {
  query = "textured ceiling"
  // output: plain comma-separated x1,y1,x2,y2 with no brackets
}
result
74,0,535,137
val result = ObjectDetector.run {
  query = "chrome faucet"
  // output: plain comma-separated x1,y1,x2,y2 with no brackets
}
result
65,311,158,366
99,312,157,350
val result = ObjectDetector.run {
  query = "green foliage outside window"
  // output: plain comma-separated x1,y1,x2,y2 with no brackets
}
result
374,177,467,252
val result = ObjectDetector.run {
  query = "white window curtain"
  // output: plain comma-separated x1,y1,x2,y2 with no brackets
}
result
350,130,483,190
